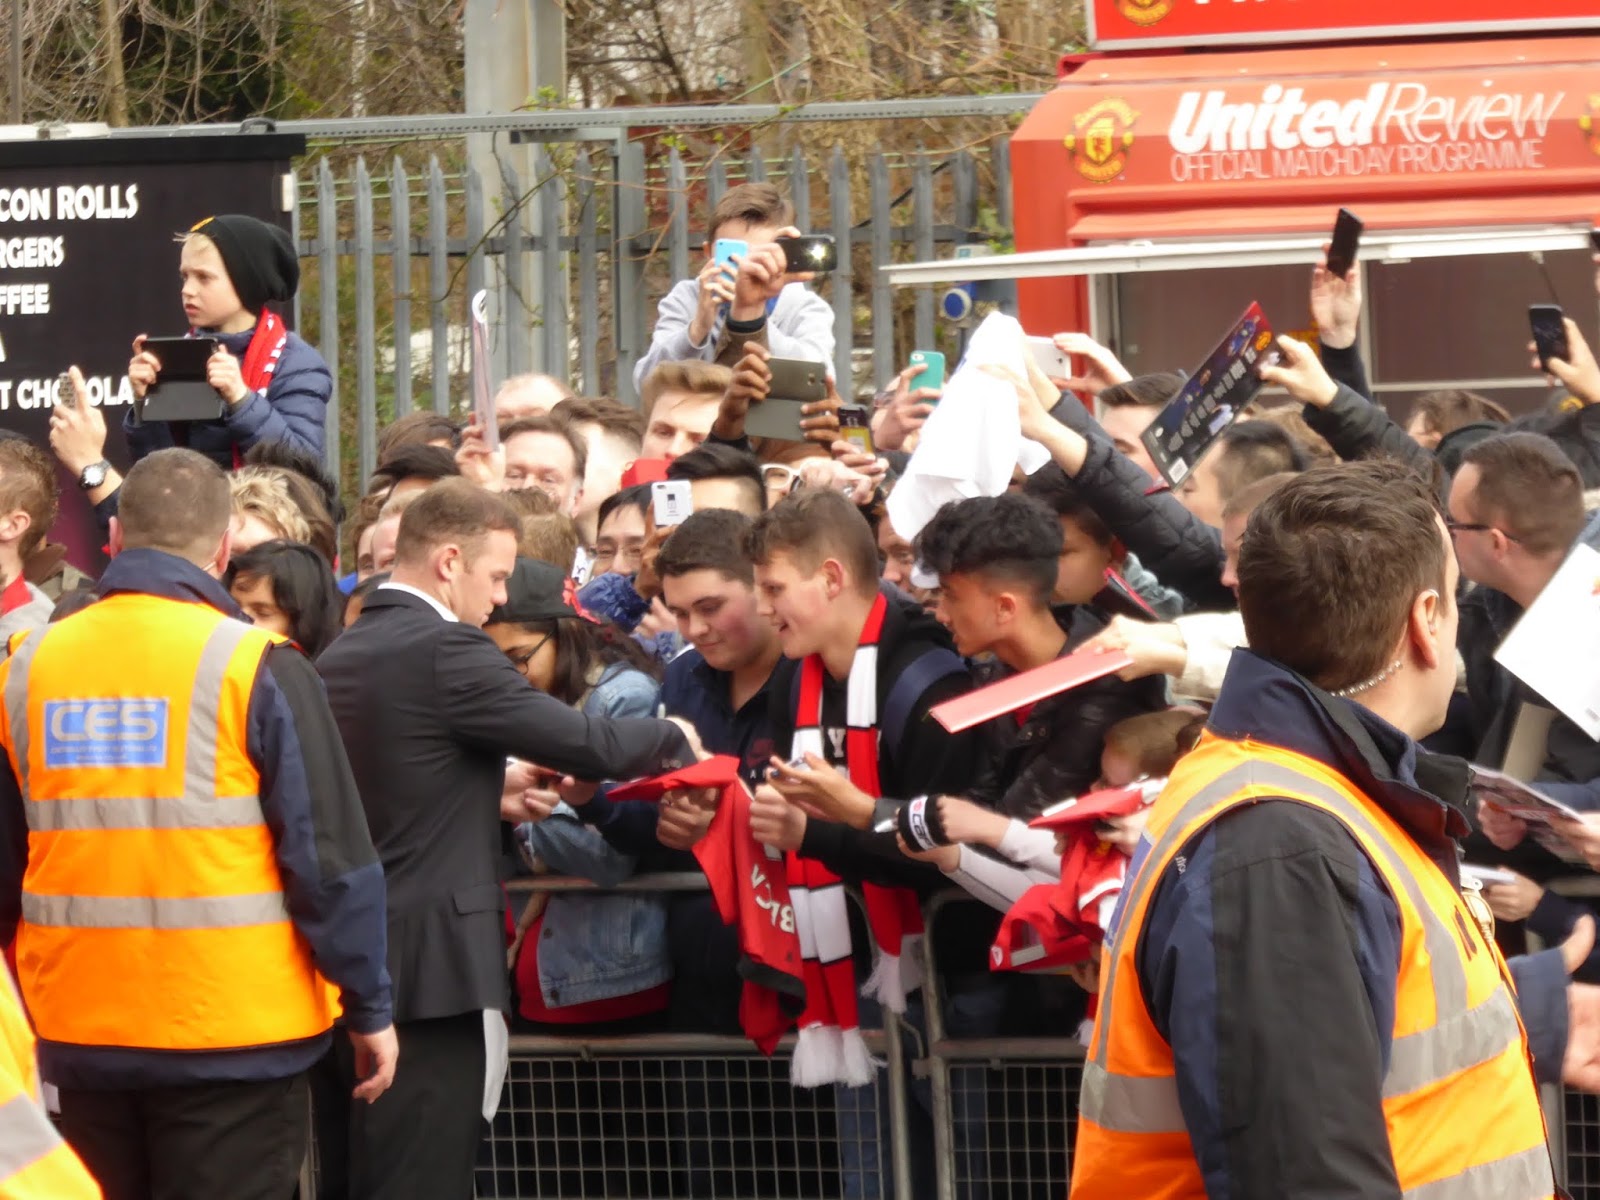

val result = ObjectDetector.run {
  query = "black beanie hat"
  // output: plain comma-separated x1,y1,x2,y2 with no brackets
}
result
190,214,299,315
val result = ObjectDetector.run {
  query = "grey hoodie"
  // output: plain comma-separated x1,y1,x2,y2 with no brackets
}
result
632,277,836,390
0,581,54,654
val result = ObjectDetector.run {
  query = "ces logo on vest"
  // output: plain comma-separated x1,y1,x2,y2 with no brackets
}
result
43,699,169,768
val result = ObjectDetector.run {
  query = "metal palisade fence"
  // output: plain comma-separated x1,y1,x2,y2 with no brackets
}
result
291,135,1015,493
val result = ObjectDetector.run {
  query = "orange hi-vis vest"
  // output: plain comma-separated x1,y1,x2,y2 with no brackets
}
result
0,964,100,1197
1071,733,1553,1200
0,592,337,1053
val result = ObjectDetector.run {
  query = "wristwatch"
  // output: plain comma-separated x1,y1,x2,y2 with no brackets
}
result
77,460,110,491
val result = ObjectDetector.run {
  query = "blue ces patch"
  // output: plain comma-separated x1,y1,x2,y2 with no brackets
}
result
43,699,170,768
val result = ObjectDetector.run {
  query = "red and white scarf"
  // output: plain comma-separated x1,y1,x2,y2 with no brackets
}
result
787,591,925,1087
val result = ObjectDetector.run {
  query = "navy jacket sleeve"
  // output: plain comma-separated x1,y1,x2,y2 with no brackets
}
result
1509,948,1569,1084
1320,342,1373,403
222,339,331,459
1137,802,1404,1199
1301,384,1431,472
0,751,24,946
575,791,675,857
251,644,392,1033
433,625,693,780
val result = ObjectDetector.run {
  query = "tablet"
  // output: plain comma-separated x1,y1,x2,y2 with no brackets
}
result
138,336,226,423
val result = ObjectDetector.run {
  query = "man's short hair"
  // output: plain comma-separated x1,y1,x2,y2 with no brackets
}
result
657,509,757,585
377,411,462,461
1212,421,1308,504
1251,404,1337,467
1238,460,1447,694
501,487,558,520
243,441,345,526
369,443,460,495
744,487,880,597
1460,431,1586,556
1098,373,1183,410
707,183,794,245
1021,465,1113,548
495,372,575,407
393,477,520,566
0,437,58,557
666,443,766,513
598,484,651,532
230,468,313,546
377,488,422,524
552,397,646,450
518,511,580,571
1410,389,1510,439
641,361,732,418
914,494,1061,606
118,448,231,560
500,415,588,484
1221,470,1298,522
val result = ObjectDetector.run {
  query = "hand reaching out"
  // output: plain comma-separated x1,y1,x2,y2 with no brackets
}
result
1531,318,1600,407
1257,334,1338,409
1310,244,1362,351
1051,333,1131,395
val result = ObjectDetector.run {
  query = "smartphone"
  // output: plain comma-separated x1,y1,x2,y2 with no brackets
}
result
1590,228,1600,254
1530,304,1570,371
1025,336,1071,378
712,239,748,271
838,405,874,455
1325,208,1363,279
908,350,946,395
765,357,828,402
651,480,693,528
56,371,76,410
775,235,837,275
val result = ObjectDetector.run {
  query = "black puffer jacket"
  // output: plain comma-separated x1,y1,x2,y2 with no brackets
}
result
965,605,1168,819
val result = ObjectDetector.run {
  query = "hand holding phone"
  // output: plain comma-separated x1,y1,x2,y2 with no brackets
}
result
774,235,837,275
1531,304,1571,372
908,350,946,396
838,405,874,455
713,239,748,271
1324,208,1363,279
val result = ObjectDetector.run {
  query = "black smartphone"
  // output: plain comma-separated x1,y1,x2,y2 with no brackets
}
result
1530,304,1570,371
775,235,837,275
1590,228,1600,254
1325,208,1363,279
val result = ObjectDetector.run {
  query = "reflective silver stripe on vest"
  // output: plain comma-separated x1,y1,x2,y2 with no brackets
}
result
1084,758,1516,1132
0,1090,69,1182
184,617,260,812
1079,1061,1185,1135
24,794,266,832
1402,1142,1551,1200
1,630,46,801
21,891,289,930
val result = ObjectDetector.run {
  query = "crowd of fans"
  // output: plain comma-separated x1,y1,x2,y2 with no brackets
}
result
11,186,1600,1198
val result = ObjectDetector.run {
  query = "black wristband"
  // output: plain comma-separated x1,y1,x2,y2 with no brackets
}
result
725,313,767,335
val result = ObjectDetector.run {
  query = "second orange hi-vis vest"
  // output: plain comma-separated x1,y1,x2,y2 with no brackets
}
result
0,593,336,1053
0,964,100,1197
1071,733,1553,1200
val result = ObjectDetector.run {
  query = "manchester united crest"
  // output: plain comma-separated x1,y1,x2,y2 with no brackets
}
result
1117,0,1174,26
1065,99,1139,184
1580,93,1600,157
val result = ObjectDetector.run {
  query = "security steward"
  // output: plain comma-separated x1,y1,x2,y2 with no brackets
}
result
0,448,398,1200
1071,460,1597,1199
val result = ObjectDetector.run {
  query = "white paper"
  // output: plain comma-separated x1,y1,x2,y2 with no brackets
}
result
482,1007,509,1121
885,312,1051,542
1494,542,1600,740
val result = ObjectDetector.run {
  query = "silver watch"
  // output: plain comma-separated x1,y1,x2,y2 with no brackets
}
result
77,460,110,490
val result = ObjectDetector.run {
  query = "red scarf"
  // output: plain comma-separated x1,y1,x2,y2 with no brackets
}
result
788,591,925,1087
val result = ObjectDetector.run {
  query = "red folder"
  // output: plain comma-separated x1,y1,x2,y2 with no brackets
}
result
931,648,1133,733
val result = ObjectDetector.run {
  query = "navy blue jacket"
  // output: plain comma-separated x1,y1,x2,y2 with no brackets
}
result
125,327,331,468
1130,650,1568,1199
578,648,780,865
0,550,391,1088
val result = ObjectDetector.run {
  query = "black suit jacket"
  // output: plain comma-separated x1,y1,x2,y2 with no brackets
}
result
317,588,693,1021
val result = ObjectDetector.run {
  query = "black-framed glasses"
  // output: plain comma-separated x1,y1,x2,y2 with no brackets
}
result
507,633,553,675
1446,519,1521,544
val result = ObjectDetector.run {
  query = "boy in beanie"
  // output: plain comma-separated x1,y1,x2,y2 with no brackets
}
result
120,214,331,470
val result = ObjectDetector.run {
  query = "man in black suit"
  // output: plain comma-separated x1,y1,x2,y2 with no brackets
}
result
317,478,699,1200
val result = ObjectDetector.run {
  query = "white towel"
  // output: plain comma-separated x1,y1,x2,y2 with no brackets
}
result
885,312,1051,543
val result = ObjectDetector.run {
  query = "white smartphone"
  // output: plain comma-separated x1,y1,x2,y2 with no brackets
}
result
651,480,693,528
1026,336,1072,378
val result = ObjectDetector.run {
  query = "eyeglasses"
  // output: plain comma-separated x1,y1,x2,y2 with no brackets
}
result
1446,519,1522,544
507,633,553,675
761,464,799,494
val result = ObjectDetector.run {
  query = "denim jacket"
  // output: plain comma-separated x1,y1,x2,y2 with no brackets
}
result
518,663,672,1008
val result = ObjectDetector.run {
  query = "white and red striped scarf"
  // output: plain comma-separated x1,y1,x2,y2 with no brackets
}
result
787,590,925,1087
